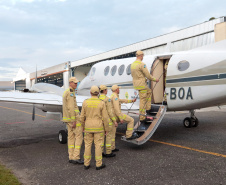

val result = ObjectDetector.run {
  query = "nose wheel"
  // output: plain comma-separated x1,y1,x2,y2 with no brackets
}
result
183,110,199,128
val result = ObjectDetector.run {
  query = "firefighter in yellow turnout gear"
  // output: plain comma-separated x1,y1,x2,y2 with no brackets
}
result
99,85,117,157
110,85,138,146
62,77,83,164
80,86,110,170
131,50,159,130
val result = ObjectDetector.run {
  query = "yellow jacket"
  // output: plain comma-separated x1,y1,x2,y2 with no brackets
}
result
99,94,116,125
131,60,156,90
110,92,132,120
80,96,110,133
62,87,80,123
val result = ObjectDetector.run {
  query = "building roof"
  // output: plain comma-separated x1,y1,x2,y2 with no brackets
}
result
71,16,226,68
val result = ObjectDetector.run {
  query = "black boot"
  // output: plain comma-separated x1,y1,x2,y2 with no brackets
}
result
137,120,147,131
84,165,90,170
104,153,116,158
126,132,139,140
112,148,119,152
96,164,106,170
74,159,84,164
69,159,84,164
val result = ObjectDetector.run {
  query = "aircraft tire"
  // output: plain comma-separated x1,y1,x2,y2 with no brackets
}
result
59,130,67,144
183,117,192,128
192,118,199,127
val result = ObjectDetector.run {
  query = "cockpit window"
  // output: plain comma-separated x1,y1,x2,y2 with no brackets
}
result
87,70,91,76
177,61,190,71
126,64,131,75
111,65,117,76
118,65,125,76
104,66,110,76
91,67,96,76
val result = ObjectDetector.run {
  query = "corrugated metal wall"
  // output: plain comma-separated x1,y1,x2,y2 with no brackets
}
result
171,32,215,52
71,17,225,68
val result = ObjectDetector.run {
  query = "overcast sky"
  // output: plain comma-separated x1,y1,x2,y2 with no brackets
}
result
0,0,225,81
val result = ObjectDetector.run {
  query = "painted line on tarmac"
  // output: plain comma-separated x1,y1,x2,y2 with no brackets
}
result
5,122,25,124
149,139,226,158
0,105,46,118
117,132,226,158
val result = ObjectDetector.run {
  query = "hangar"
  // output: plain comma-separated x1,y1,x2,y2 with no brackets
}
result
13,16,226,90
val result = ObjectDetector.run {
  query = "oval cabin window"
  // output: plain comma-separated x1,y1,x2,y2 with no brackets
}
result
104,66,110,76
118,65,125,76
111,65,117,76
177,61,190,71
126,64,131,75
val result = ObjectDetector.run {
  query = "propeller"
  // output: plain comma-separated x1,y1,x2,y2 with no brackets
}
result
32,104,35,121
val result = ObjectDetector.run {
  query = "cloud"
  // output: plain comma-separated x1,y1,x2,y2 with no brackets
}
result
0,0,226,81
0,66,19,81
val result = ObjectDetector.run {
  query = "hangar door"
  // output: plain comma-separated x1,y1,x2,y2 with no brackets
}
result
15,80,26,90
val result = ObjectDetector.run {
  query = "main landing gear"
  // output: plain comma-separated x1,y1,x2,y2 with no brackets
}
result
183,110,199,128
59,129,68,144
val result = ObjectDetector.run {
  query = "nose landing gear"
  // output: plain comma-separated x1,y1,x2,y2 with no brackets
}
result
183,110,199,128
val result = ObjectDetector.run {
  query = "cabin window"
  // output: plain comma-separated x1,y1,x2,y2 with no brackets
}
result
111,65,117,76
177,61,190,71
91,67,96,76
126,64,131,75
118,65,125,75
104,66,110,76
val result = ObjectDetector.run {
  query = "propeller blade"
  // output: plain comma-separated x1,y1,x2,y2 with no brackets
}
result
32,104,35,121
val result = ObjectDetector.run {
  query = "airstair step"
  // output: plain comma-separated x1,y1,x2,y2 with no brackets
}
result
121,105,167,145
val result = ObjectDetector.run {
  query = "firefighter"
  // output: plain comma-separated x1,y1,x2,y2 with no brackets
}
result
62,77,83,164
99,85,117,157
131,50,159,130
110,85,138,148
80,86,110,170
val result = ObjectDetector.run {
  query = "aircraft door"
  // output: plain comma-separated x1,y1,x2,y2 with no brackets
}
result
151,56,171,104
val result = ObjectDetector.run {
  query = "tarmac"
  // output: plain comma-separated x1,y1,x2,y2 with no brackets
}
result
0,102,226,185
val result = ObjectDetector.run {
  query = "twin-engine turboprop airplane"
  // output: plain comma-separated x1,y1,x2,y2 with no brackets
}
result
0,39,226,145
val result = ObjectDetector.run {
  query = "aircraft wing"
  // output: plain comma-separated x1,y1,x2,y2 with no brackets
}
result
0,92,89,107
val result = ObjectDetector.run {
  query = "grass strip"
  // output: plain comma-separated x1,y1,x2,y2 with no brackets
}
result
0,163,21,185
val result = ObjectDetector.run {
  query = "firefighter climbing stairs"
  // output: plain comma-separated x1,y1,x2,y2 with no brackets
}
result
121,104,167,145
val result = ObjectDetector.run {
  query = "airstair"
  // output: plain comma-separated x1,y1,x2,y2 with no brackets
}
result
121,104,167,145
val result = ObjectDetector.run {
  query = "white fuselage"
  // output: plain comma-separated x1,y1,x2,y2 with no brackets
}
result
78,39,226,111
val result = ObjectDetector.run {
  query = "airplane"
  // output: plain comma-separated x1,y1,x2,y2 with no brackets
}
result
0,39,226,145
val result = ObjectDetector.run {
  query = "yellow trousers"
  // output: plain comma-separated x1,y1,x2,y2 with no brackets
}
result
111,125,117,150
67,122,83,160
102,125,113,154
139,88,152,121
84,132,104,167
111,114,134,150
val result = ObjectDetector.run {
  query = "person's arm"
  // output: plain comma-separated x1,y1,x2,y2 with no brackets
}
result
119,99,136,104
112,96,123,119
74,96,80,122
141,63,158,82
63,90,74,122
112,96,124,123
80,101,86,127
106,99,116,122
102,102,110,132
